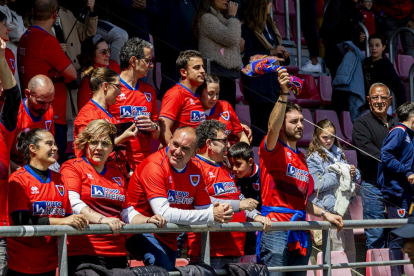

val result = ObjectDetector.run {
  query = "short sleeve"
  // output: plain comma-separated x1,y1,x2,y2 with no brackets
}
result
159,89,184,122
140,162,169,201
8,175,29,214
41,36,72,73
60,162,83,195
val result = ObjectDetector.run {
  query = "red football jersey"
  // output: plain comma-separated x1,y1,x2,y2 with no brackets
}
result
10,99,54,166
0,49,17,110
206,100,244,143
77,60,121,111
188,155,246,257
0,122,15,227
259,138,314,222
60,157,129,257
109,78,158,169
8,165,73,274
18,26,72,125
160,83,205,132
128,148,211,250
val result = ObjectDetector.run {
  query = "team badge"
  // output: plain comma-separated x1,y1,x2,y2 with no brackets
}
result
55,185,65,196
397,208,406,218
253,182,260,191
190,175,200,186
113,177,123,187
45,120,52,130
220,111,230,121
144,92,152,103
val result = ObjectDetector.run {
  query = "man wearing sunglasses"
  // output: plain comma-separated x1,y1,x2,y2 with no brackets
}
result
17,0,77,165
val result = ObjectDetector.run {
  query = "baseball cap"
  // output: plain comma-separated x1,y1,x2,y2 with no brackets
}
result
391,213,414,239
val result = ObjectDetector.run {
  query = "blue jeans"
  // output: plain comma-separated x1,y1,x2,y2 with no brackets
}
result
260,231,312,276
361,181,387,249
126,234,176,271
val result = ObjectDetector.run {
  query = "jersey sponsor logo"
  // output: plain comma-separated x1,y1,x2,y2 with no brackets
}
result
167,189,194,204
144,92,152,103
220,111,230,121
9,58,15,69
213,182,238,195
91,185,125,202
33,201,65,216
87,173,94,180
112,177,122,187
31,186,39,194
190,111,206,123
45,120,52,130
406,135,411,143
190,174,200,186
120,106,132,118
253,182,260,191
55,185,65,196
119,93,127,100
398,208,406,218
120,105,150,118
286,163,309,183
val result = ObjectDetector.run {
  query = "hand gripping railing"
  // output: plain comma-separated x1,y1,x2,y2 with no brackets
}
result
0,219,409,276
389,27,414,63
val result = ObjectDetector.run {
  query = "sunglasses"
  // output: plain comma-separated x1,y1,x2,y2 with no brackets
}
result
99,48,111,56
108,83,121,93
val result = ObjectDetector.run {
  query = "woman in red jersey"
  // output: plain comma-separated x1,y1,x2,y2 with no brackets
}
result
60,119,166,275
77,35,121,111
197,74,250,145
8,128,88,276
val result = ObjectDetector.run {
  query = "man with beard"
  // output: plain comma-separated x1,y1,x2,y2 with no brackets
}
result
10,75,55,171
257,69,343,275
352,83,399,250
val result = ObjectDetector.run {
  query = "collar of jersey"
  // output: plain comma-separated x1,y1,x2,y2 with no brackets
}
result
120,77,139,91
30,26,49,34
24,164,51,184
209,104,217,116
91,99,113,118
177,83,198,97
82,156,107,175
165,147,190,173
196,154,221,167
278,139,299,154
251,163,259,178
23,98,42,122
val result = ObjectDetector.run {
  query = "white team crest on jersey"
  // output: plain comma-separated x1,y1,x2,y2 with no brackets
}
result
286,151,292,160
169,176,173,184
31,186,39,194
144,92,152,103
190,175,200,186
45,120,52,130
208,172,215,178
112,177,122,187
55,185,65,196
220,111,230,121
189,99,195,105
87,173,94,179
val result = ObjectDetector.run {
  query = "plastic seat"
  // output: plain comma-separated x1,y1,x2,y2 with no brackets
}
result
343,150,358,168
252,146,259,164
298,147,307,156
235,104,251,127
273,15,294,40
307,259,315,276
348,195,364,236
340,111,353,144
297,108,313,147
241,255,257,263
293,74,321,108
235,79,244,104
404,253,414,276
316,251,352,276
273,0,296,16
291,18,306,45
396,54,414,82
366,249,392,276
314,110,347,145
317,75,332,107
284,65,300,75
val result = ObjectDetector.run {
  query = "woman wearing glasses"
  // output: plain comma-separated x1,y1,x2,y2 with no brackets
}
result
77,35,121,112
7,128,88,276
60,119,166,275
73,67,137,156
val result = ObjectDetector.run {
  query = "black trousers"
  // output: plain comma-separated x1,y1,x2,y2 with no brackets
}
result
68,255,128,276
217,76,236,109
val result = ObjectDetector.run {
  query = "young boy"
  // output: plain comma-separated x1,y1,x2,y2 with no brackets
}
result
228,142,262,255
358,0,376,36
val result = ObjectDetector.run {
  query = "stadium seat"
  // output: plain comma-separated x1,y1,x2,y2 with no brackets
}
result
298,147,307,156
291,18,306,46
241,255,257,263
285,65,300,75
294,74,321,108
297,108,313,147
273,0,296,17
273,15,294,40
235,79,244,104
317,75,332,107
314,110,347,146
343,150,358,169
404,253,414,276
366,249,393,276
340,111,353,144
316,251,352,276
66,141,74,154
253,146,259,164
396,54,414,82
235,104,251,127
307,259,315,276
348,195,364,236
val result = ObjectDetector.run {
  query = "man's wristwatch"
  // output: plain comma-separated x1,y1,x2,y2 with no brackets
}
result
152,123,158,131
320,210,327,219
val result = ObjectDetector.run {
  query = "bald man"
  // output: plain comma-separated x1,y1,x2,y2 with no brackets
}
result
10,75,55,171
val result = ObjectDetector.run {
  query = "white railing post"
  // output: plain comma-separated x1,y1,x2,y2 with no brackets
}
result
58,234,68,276
200,231,211,265
322,228,332,276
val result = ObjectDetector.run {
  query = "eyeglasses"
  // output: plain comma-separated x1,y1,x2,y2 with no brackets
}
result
141,58,153,66
54,7,60,15
108,83,121,93
99,48,111,56
370,95,390,101
88,139,113,148
211,138,228,145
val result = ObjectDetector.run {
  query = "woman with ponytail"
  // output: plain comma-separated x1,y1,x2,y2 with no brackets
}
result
77,35,121,112
7,128,88,275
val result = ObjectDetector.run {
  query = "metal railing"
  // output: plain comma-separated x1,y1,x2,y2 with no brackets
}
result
409,63,414,101
2,219,410,276
389,27,414,63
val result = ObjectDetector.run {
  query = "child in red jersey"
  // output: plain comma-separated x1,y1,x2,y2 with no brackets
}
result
358,0,376,36
8,129,88,276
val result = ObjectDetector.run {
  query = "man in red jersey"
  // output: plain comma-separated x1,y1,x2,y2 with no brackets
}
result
258,69,343,275
189,120,271,268
10,75,55,171
17,0,77,165
0,37,21,276
126,126,234,271
109,37,159,170
159,50,206,147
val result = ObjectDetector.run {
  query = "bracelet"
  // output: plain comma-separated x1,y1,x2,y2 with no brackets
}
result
98,215,105,224
146,218,150,223
320,210,327,219
280,92,290,96
278,99,288,104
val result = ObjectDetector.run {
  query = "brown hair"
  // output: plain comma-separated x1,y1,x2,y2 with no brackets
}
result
242,0,273,33
307,119,347,162
33,0,58,21
196,74,220,95
78,35,106,78
176,50,203,71
89,67,119,93
75,119,117,155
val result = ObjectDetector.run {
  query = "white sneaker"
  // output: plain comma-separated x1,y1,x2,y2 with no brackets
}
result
301,60,322,73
